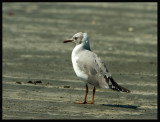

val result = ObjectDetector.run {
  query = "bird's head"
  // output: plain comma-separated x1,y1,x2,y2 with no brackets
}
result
64,32,90,50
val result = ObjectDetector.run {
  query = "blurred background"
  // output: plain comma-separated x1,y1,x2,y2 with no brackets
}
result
2,2,157,119
3,2,157,80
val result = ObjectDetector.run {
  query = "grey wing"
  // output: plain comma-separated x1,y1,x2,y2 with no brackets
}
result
77,50,131,92
77,50,112,88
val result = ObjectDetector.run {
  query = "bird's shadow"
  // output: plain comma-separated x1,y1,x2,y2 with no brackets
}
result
101,104,139,110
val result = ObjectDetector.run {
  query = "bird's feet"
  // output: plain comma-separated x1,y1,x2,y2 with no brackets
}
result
74,101,94,104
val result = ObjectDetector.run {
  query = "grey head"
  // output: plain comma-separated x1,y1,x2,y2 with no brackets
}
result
64,32,91,50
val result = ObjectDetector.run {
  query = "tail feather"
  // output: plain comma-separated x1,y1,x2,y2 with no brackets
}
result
107,77,130,93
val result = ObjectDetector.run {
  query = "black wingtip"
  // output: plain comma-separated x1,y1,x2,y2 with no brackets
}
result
109,77,131,93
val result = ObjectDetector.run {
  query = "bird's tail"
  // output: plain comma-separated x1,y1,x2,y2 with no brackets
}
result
107,76,130,93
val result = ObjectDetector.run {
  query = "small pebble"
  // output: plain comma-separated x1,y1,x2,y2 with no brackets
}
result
27,81,33,83
34,80,42,83
16,81,21,84
64,85,70,88
8,12,14,16
128,27,134,32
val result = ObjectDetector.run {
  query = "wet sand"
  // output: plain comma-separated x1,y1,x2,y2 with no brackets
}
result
2,2,157,119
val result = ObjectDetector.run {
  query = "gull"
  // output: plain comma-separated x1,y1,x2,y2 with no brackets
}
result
63,32,130,104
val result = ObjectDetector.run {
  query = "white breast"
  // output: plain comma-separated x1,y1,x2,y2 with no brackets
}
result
71,45,88,81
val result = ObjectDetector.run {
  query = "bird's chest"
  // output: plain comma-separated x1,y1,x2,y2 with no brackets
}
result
71,51,88,81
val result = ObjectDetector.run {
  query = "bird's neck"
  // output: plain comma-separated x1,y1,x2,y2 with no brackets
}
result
80,39,91,51
72,39,91,57
72,44,84,56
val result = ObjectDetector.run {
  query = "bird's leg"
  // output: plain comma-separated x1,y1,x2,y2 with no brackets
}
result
87,87,96,104
75,84,88,104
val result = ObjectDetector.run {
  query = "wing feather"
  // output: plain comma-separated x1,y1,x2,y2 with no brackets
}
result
77,50,111,88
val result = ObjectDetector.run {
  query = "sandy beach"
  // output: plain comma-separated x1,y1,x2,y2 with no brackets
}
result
2,2,157,119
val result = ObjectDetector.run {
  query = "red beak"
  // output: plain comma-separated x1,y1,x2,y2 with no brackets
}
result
63,40,73,43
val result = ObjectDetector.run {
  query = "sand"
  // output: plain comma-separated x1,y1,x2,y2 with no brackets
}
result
2,2,157,119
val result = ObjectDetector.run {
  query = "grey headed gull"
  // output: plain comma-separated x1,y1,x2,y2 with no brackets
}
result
63,32,130,104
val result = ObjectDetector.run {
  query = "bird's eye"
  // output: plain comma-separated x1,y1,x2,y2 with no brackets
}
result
74,37,77,40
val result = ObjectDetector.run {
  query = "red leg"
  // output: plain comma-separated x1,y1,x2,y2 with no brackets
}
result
87,87,96,104
75,84,88,104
